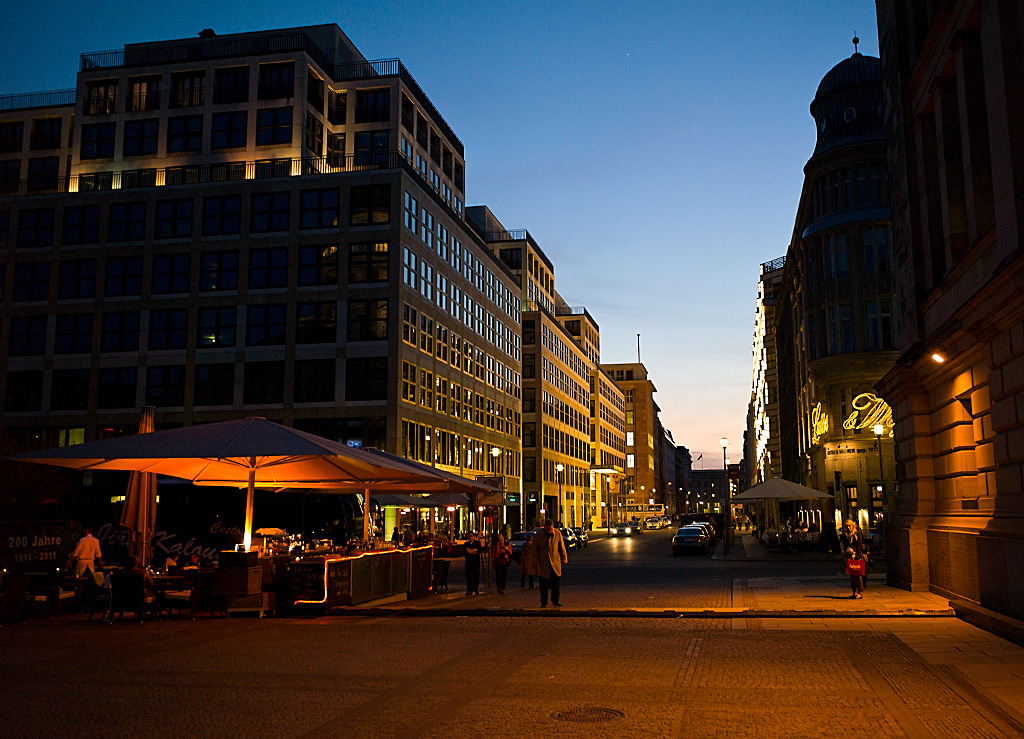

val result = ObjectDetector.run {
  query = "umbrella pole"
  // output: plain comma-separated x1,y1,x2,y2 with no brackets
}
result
243,466,255,551
363,489,371,544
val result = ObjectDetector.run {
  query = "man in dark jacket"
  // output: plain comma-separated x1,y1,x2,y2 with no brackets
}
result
464,531,481,595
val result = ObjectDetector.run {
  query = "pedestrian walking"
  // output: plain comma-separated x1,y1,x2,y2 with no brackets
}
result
71,529,102,577
464,531,482,595
535,520,568,607
520,534,537,589
491,533,511,594
841,519,867,599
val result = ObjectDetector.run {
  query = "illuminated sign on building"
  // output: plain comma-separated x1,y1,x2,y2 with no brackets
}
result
842,392,894,435
811,402,829,445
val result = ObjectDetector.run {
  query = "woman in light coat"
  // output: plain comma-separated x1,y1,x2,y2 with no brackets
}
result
520,534,538,589
534,520,568,607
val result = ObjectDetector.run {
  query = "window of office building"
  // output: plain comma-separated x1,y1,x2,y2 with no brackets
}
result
327,132,345,166
346,357,387,401
256,107,292,145
9,316,47,356
14,262,50,301
18,208,54,247
211,111,248,149
149,309,187,350
247,304,286,346
152,254,190,294
30,118,62,150
354,130,388,165
81,123,115,159
108,203,146,242
305,113,323,154
200,251,238,291
251,192,289,232
167,115,202,153
300,189,338,229
249,247,287,288
98,367,137,409
155,199,192,239
243,361,284,404
403,247,418,290
0,121,24,153
105,256,142,296
347,299,388,341
128,76,160,112
203,196,241,235
348,241,388,283
214,66,249,104
350,184,390,226
295,359,335,403
59,259,96,299
50,370,89,411
197,307,236,348
146,365,186,407
296,301,336,344
27,158,57,191
194,364,235,406
258,62,294,99
63,205,99,245
0,159,20,193
123,119,158,156
55,314,92,354
355,89,390,123
4,370,43,412
171,72,205,108
297,245,338,286
101,311,139,352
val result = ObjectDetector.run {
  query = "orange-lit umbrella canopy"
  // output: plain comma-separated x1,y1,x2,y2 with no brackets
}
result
730,478,834,502
119,406,156,567
13,417,451,549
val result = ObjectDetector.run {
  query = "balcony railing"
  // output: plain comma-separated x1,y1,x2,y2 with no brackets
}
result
0,151,410,197
128,90,161,112
170,88,205,108
84,96,117,116
0,89,76,111
760,255,786,274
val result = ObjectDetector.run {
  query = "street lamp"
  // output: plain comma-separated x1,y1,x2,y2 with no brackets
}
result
873,424,884,529
556,463,564,525
721,437,730,554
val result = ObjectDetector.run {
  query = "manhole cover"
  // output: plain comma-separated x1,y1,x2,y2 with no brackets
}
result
550,707,625,723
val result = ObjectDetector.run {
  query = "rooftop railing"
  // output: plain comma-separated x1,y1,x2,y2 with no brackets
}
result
485,229,529,242
760,255,786,274
0,89,76,111
80,34,464,156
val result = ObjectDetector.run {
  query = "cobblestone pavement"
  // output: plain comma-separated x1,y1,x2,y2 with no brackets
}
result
3,615,1024,738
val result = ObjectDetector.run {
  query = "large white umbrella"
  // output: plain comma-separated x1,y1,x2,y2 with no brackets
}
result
731,477,834,502
13,417,457,549
118,406,156,567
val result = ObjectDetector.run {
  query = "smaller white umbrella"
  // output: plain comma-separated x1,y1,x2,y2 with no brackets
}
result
731,477,834,502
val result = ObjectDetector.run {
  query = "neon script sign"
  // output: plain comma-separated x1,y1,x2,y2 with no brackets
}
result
842,392,893,435
811,403,829,445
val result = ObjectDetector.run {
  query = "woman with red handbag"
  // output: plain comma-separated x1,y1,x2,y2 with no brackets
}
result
491,533,512,594
841,519,867,599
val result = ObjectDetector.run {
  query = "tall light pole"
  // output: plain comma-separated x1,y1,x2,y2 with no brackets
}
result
721,437,730,554
873,424,884,532
556,463,564,526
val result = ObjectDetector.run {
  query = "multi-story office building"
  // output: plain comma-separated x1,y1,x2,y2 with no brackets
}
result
602,362,661,508
775,48,898,538
746,256,785,487
876,1,1024,617
690,469,728,516
467,206,625,529
657,422,678,515
0,25,522,515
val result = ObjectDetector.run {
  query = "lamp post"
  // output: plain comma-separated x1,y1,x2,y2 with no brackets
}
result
721,437,730,554
556,463,564,526
873,424,884,531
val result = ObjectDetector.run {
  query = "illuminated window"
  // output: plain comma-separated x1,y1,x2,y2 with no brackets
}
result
197,307,236,347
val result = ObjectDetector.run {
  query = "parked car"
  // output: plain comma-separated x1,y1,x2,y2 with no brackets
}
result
572,527,589,547
508,530,538,562
628,518,645,535
672,526,710,555
610,521,636,537
561,526,580,550
693,520,717,540
689,522,716,542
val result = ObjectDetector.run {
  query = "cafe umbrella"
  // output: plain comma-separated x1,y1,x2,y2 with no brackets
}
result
118,406,156,567
11,417,454,551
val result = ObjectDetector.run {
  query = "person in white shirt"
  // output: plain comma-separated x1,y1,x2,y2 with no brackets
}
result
72,529,103,577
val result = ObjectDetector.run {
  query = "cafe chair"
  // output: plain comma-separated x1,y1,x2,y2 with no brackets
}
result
162,571,200,619
81,575,111,621
1,575,30,624
108,572,149,622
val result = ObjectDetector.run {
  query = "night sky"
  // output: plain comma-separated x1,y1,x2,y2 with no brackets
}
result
0,0,881,465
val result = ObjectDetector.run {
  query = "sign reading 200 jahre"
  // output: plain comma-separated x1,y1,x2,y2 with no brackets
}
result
1,522,74,569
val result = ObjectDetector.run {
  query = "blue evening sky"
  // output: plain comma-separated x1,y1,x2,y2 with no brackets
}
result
0,0,880,466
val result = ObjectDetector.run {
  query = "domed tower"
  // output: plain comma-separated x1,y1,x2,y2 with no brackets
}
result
777,44,897,539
